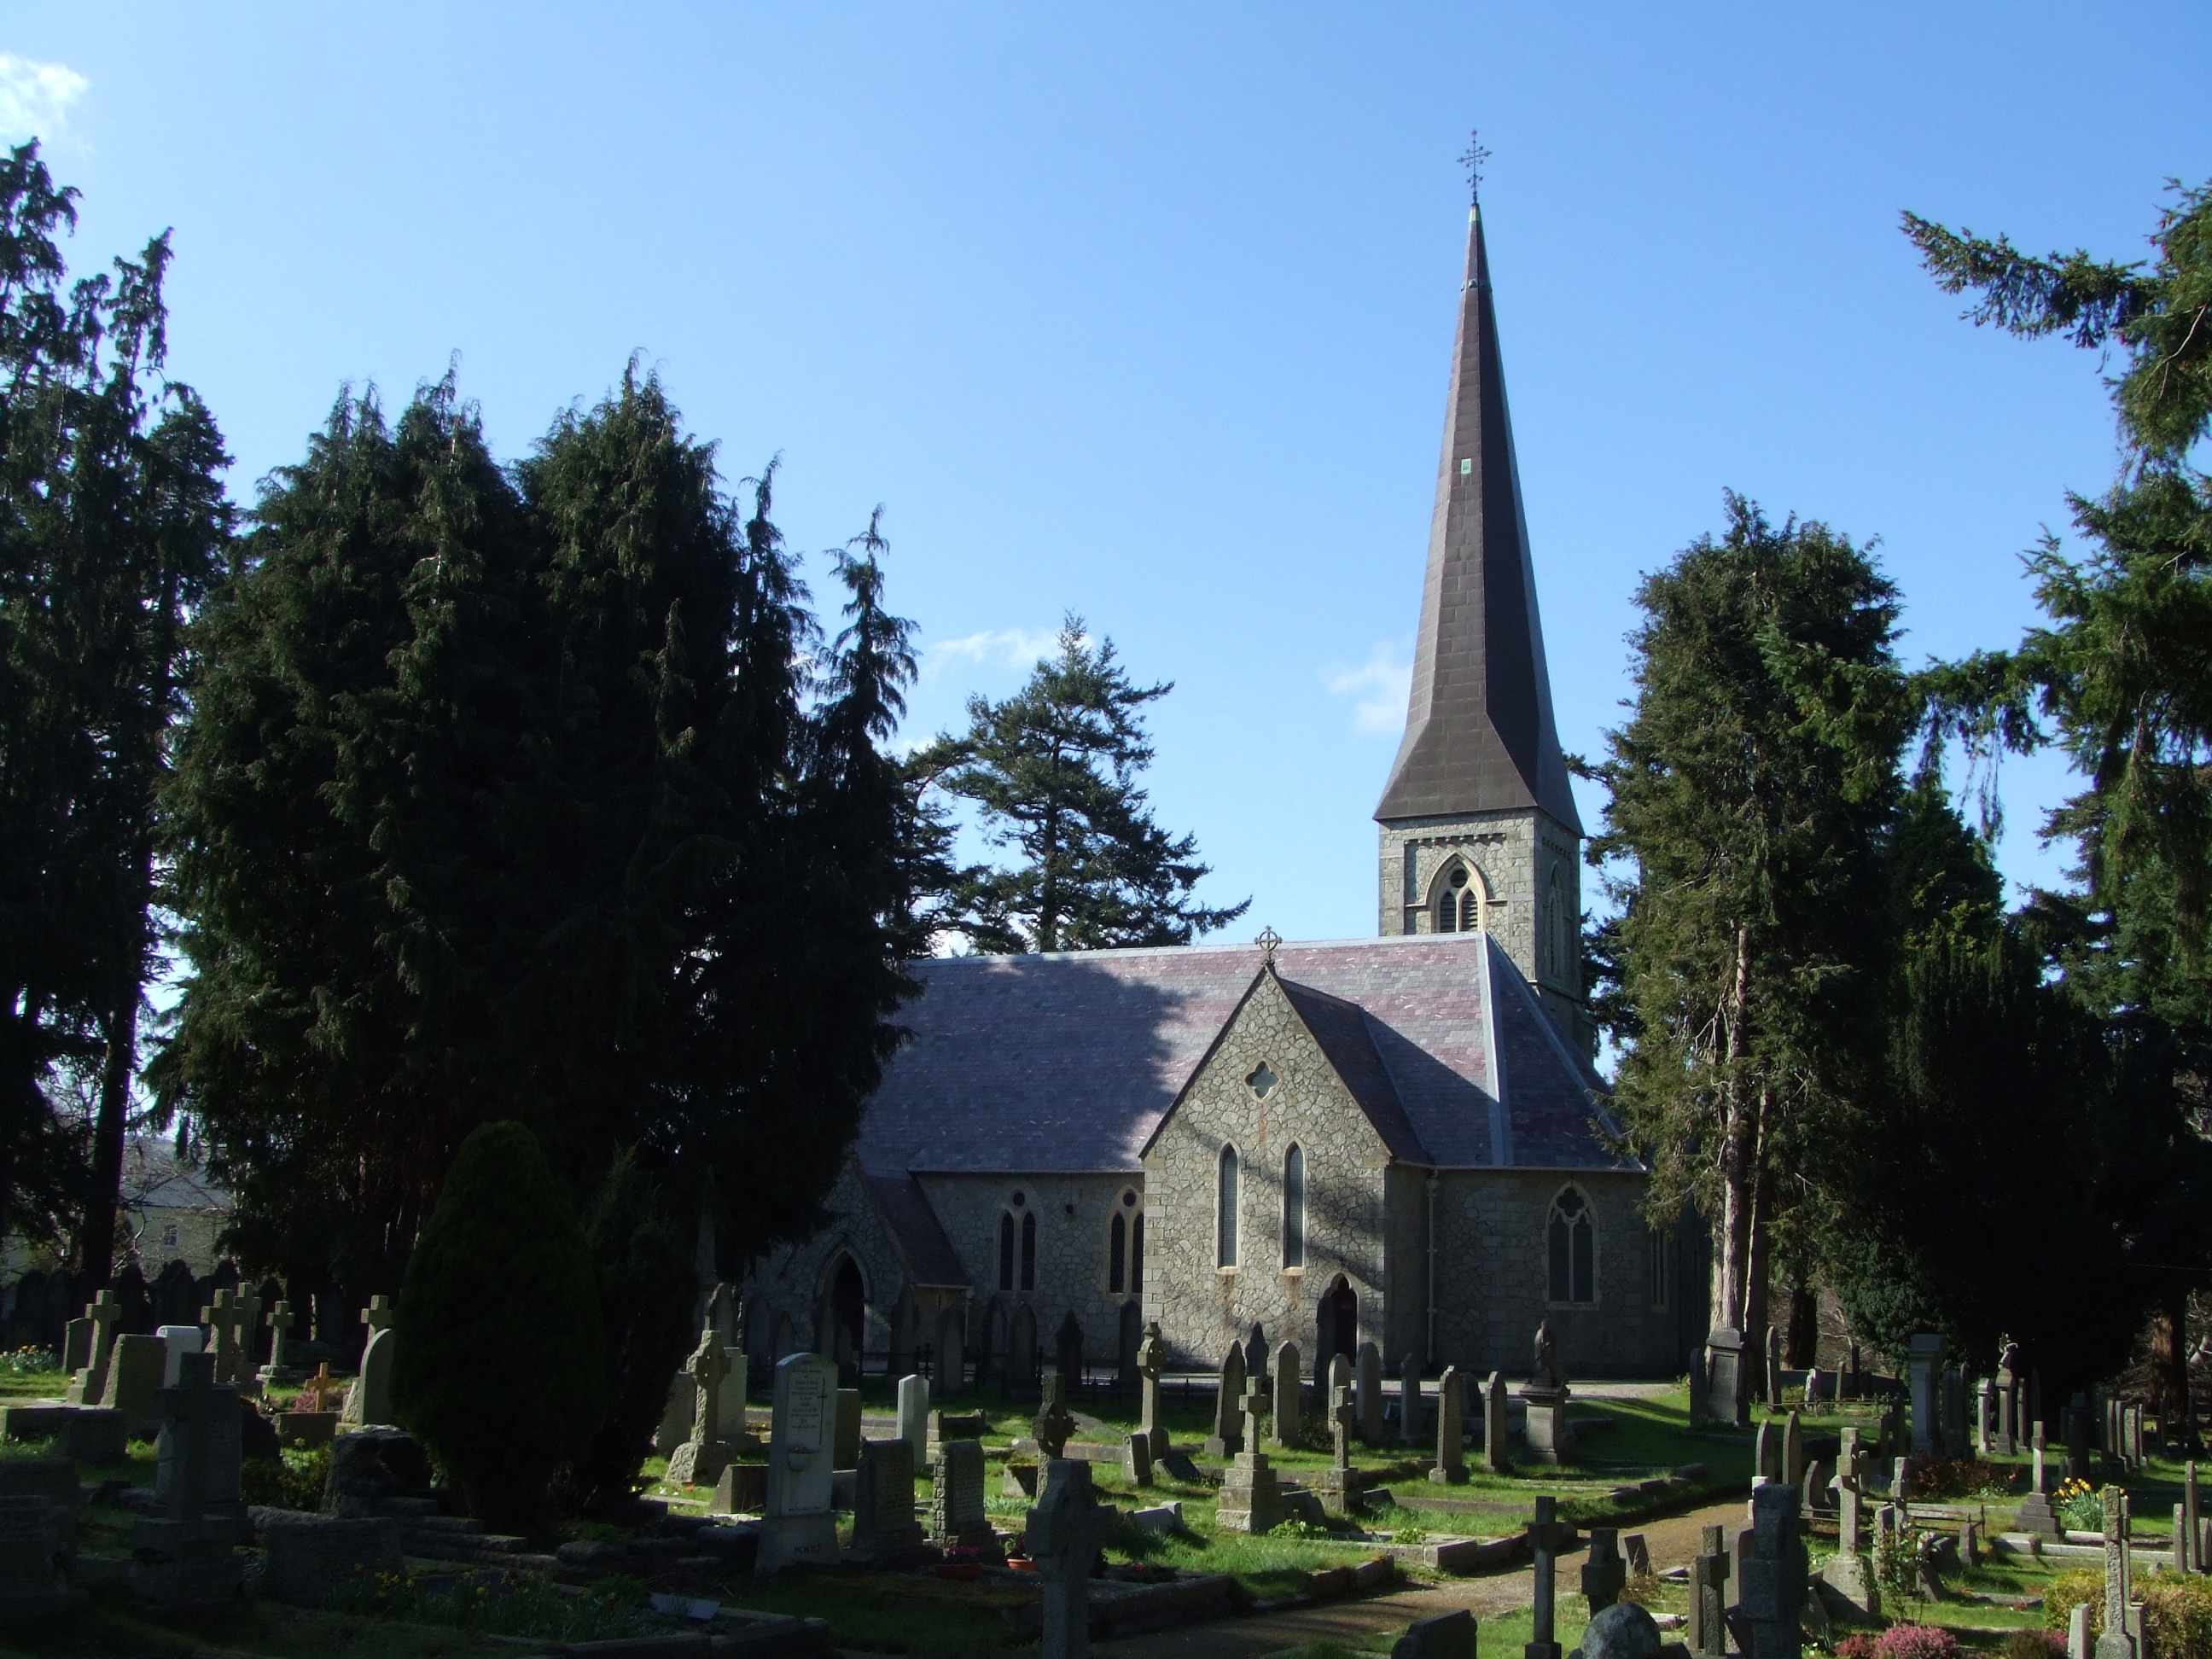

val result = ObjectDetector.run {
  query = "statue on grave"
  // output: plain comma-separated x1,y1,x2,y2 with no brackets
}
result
1533,1318,1560,1391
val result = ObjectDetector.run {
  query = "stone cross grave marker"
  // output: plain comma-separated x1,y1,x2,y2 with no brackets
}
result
235,1287,262,1372
1356,1342,1383,1445
1484,1370,1511,1474
852,1437,923,1560
85,1289,120,1372
2017,1421,2061,1536
1214,1377,1285,1534
897,1373,929,1462
1820,1460,1879,1620
360,1295,394,1336
1328,1352,1353,1417
1430,1364,1465,1484
265,1301,297,1372
1330,1382,1355,1470
1033,1370,1074,1460
200,1289,242,1384
930,1436,992,1547
1689,1522,1731,1659
1398,1354,1421,1447
1738,1481,1807,1659
1204,1343,1246,1458
1137,1321,1167,1458
1524,1494,1572,1659
1027,1458,1112,1659
1581,1525,1626,1614
129,1350,245,1608
757,1352,840,1574
2096,1484,2136,1659
667,1329,734,1487
154,1352,233,1522
1271,1342,1301,1447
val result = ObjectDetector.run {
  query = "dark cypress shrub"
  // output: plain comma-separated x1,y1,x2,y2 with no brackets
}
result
393,1121,607,1530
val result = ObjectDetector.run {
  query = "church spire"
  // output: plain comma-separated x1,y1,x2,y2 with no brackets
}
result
1374,205,1580,835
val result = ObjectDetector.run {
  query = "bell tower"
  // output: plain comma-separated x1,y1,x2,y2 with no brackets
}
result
1375,203,1585,1039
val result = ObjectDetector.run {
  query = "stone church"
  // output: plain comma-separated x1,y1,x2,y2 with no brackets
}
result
743,205,1704,1388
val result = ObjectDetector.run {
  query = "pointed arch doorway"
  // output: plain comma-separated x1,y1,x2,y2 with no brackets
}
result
1317,1274,1358,1368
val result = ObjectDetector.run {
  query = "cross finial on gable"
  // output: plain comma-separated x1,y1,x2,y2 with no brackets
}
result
1458,128,1491,206
1255,925,1281,969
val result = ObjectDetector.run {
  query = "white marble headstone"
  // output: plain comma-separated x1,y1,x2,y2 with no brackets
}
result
757,1352,840,1575
154,1324,203,1387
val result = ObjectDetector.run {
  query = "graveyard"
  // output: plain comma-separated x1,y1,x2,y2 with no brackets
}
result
3,1292,2209,1659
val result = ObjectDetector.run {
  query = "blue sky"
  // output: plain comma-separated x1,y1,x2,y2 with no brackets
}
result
7,4,2207,946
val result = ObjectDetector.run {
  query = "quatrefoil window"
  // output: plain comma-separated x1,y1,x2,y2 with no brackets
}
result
1245,1062,1278,1099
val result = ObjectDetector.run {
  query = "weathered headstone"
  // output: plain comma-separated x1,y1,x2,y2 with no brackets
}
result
154,1324,202,1387
1782,1409,1805,1492
340,1327,394,1427
1525,1493,1572,1659
99,1332,166,1439
1764,1325,1784,1411
1581,1525,1627,1614
1137,1321,1168,1459
259,1299,303,1385
1430,1364,1466,1484
1356,1342,1383,1445
2017,1421,2062,1537
929,1438,992,1548
1032,1371,1074,1460
1907,1333,1947,1457
851,1438,923,1560
1318,1382,1358,1516
64,1290,123,1406
1484,1370,1511,1474
1203,1344,1246,1459
2095,1484,2134,1659
756,1353,839,1574
1688,1523,1731,1658
128,1352,243,1608
1995,1339,2021,1456
708,1463,765,1515
61,1318,91,1375
1893,1455,1913,1505
1394,1609,1476,1659
1804,1366,1825,1409
1122,1430,1152,1487
1027,1459,1111,1659
1243,1323,1268,1390
1577,1602,1663,1659
1621,1531,1650,1579
834,1388,863,1470
1398,1354,1422,1447
1738,1481,1807,1659
2069,1604,2093,1659
1521,1323,1574,1464
1271,1342,1301,1447
667,1328,736,1487
1819,1460,1879,1618
1754,1419,1777,1482
897,1373,929,1463
1960,1517,1982,1571
1214,1377,1285,1534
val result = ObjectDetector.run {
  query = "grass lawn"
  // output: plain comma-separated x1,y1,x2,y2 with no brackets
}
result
0,1366,69,1400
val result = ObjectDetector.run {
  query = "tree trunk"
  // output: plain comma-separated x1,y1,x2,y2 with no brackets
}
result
1709,925,1755,1332
77,991,138,1284
2154,1285,2190,1423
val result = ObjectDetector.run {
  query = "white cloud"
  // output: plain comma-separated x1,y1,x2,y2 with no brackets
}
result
1323,641,1412,735
921,626,1067,679
0,55,89,147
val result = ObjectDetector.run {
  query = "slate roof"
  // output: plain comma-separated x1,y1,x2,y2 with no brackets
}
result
862,1173,971,1289
857,933,1634,1177
1376,205,1582,833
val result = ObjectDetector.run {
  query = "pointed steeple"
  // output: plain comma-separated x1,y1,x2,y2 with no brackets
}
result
1375,207,1580,835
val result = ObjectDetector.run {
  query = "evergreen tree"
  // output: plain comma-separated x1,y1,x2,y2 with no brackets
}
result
920,617,1246,952
0,143,231,1265
1586,496,1912,1347
1910,179,2212,1406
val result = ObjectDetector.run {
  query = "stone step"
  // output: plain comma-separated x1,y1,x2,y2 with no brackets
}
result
408,1514,486,1534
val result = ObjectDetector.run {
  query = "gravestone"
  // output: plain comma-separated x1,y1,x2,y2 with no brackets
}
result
756,1353,839,1574
261,1514,404,1607
1027,1459,1111,1659
1704,1328,1750,1428
1576,1602,1663,1659
1738,1482,1807,1659
1995,1339,2021,1456
1977,1377,1996,1458
851,1438,923,1560
667,1328,736,1487
0,1493,82,1621
1271,1342,1301,1447
201,1289,244,1385
1623,1533,1650,1577
2180,1461,2200,1575
127,1352,244,1608
154,1324,202,1386
1484,1370,1511,1474
708,1463,765,1515
1430,1364,1466,1484
1805,1367,1825,1409
1214,1377,1285,1534
929,1437,992,1548
719,1342,748,1436
1754,1420,1777,1482
1318,1382,1358,1515
1522,1323,1574,1464
1783,1410,1805,1492
359,1295,394,1340
1032,1371,1074,1460
1525,1494,1573,1659
1581,1525,1626,1614
1356,1342,1383,1445
259,1299,303,1386
1765,1325,1784,1411
64,1290,122,1405
1893,1456,1913,1505
1689,1523,1731,1658
2096,1485,2134,1659
1123,1430,1152,1487
340,1327,394,1427
1055,1310,1085,1386
834,1388,863,1470
2069,1605,2093,1659
1243,1324,1268,1390
1907,1333,1946,1457
61,1318,91,1375
1398,1355,1423,1447
1394,1610,1476,1659
1137,1321,1168,1459
897,1373,929,1462
1820,1460,1878,1618
99,1332,166,1439
2017,1422,2062,1536
654,1371,692,1458
1203,1344,1246,1459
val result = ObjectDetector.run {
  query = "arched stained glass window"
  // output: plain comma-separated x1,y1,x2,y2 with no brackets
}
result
1547,1186,1595,1305
1020,1210,1037,1291
1282,1144,1306,1269
998,1213,1016,1291
1109,1211,1127,1292
1216,1144,1239,1267
1131,1213,1144,1294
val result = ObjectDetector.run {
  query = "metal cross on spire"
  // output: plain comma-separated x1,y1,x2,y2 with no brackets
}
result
1458,129,1491,206
1255,925,1282,969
